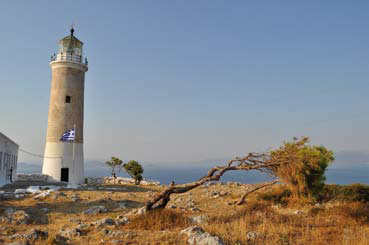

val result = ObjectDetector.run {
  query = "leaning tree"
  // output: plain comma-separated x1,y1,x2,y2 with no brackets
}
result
144,137,334,211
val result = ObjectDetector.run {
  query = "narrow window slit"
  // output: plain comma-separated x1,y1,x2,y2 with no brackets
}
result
65,96,71,103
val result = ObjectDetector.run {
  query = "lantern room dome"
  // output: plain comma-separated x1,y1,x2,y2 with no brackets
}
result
58,28,83,56
51,28,88,66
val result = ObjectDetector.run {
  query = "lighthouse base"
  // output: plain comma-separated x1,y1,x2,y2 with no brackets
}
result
42,142,84,184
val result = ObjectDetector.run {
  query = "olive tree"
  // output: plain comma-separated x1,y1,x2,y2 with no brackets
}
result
105,157,123,178
123,160,144,185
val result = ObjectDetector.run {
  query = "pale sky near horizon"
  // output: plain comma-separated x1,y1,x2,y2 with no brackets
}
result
0,1,368,164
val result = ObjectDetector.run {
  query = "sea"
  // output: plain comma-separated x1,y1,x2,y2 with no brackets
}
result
17,157,369,185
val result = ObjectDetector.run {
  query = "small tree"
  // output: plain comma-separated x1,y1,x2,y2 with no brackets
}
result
123,160,144,185
271,137,334,199
105,157,123,178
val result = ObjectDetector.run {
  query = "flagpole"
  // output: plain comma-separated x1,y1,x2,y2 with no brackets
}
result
73,124,76,172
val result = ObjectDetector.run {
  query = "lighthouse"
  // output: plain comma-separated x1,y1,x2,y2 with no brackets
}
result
42,28,88,184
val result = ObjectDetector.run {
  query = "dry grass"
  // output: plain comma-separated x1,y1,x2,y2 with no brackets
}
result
126,209,191,231
0,183,368,245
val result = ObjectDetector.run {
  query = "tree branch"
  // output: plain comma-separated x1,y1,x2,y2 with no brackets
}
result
145,154,281,211
236,179,279,205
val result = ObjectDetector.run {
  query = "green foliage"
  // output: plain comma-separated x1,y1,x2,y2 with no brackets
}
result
123,160,144,185
271,137,334,199
105,157,123,177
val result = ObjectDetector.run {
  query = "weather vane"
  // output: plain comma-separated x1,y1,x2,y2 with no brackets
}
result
70,22,75,36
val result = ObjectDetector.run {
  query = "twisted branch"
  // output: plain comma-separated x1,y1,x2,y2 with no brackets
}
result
145,153,281,211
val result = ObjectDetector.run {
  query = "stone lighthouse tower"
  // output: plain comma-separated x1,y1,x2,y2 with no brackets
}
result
42,28,88,184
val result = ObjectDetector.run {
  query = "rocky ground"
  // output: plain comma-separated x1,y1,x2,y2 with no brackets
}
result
0,180,368,245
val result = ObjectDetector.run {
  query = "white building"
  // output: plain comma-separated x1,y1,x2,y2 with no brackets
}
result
0,132,19,186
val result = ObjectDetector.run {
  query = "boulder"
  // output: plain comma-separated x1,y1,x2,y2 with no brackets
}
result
190,215,209,224
14,189,27,194
246,231,260,241
59,228,82,237
33,191,51,200
76,223,90,230
26,186,41,194
94,218,115,227
115,215,129,225
181,226,224,245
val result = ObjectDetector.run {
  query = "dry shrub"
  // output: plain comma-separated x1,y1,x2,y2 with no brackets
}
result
330,202,369,223
210,201,272,224
126,209,191,231
321,184,369,203
257,185,292,206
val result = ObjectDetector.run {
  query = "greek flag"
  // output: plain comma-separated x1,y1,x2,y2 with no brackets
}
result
60,128,75,142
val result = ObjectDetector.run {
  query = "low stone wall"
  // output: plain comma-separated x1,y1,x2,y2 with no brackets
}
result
16,174,50,182
85,177,104,185
103,176,160,186
15,174,161,186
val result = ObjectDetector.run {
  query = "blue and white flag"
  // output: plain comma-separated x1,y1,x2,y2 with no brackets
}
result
60,128,75,142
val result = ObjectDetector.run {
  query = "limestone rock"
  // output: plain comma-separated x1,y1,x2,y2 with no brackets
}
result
14,189,27,194
33,191,51,200
76,223,90,230
190,215,209,224
83,205,107,215
59,228,82,237
8,229,48,241
101,229,112,235
181,226,224,245
94,218,115,227
246,231,260,241
10,210,30,225
24,229,48,240
115,215,129,225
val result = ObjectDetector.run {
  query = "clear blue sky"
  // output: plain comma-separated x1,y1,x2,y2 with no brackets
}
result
1,1,368,163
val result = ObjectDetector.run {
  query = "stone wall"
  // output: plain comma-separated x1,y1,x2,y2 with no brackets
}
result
16,174,50,182
103,176,160,186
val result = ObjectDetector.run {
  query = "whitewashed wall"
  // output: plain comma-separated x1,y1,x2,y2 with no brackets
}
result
0,132,19,186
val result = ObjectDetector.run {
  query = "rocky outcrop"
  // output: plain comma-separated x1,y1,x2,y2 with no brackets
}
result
181,226,224,245
3,208,31,225
83,205,108,215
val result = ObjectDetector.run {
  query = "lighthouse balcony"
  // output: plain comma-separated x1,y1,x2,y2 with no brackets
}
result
50,53,88,66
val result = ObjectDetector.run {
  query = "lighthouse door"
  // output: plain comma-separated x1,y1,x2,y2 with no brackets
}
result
61,168,69,182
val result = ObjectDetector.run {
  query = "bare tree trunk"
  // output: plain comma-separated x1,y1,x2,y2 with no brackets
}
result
236,180,279,205
145,153,280,211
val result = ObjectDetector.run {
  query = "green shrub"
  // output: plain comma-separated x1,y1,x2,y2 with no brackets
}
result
123,160,144,185
271,137,334,199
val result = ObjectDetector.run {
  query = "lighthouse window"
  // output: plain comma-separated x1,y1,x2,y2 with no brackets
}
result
65,96,71,103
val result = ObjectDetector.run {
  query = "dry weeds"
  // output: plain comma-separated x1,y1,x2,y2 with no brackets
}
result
0,183,368,245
